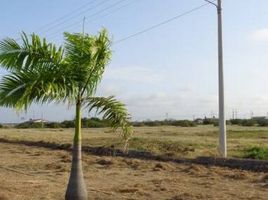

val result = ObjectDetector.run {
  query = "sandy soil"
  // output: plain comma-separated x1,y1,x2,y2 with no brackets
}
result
0,142,267,200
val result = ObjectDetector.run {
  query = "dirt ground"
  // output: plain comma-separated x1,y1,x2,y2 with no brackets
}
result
0,142,267,200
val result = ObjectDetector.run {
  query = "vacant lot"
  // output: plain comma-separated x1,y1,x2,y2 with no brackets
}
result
0,126,267,199
1,125,268,159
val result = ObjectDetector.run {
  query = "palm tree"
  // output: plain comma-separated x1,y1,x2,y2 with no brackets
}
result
0,30,132,200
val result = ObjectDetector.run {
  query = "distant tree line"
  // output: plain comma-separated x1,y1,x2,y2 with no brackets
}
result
6,117,268,129
229,118,268,127
200,118,268,127
15,117,111,129
131,118,268,127
132,120,196,127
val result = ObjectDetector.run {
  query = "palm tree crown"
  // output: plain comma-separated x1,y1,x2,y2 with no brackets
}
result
0,30,131,134
0,31,106,104
0,30,132,200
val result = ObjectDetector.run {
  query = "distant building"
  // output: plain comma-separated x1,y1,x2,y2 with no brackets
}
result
28,118,48,123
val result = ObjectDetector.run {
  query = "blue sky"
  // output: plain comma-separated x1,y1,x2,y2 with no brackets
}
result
1,0,268,122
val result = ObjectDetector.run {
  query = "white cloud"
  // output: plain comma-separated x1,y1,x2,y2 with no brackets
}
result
250,28,268,42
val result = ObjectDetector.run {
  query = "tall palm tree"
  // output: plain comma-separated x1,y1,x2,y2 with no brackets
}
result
0,30,132,200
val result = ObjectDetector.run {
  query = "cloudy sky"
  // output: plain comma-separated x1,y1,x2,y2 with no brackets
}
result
1,0,268,122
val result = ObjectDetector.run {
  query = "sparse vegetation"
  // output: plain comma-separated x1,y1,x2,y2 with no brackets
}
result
0,125,267,199
1,140,267,200
245,146,268,160
0,125,267,160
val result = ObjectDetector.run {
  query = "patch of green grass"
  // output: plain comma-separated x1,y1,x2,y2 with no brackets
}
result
244,146,268,160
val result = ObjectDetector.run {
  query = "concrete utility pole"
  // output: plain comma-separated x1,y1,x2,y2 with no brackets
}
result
205,0,227,157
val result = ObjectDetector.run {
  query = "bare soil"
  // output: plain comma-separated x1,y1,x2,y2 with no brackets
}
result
0,142,267,200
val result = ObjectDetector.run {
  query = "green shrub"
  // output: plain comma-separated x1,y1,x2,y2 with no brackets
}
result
132,122,145,127
130,120,198,127
171,120,196,127
45,122,62,128
61,120,75,128
0,124,3,128
143,121,163,126
16,122,43,128
213,121,219,126
245,146,268,160
256,119,268,127
81,117,110,128
229,119,243,125
241,119,256,126
203,118,217,125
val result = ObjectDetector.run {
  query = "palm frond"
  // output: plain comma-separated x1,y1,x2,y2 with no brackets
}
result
82,29,112,96
85,96,132,140
0,32,64,71
0,65,78,110
64,29,111,95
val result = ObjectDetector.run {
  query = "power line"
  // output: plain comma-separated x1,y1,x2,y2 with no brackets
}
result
114,1,212,44
11,0,213,44
35,0,101,33
39,0,113,34
46,0,130,40
47,0,137,41
12,0,111,42
12,0,124,42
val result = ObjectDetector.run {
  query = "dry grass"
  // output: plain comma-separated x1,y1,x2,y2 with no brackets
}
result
0,125,267,159
0,142,267,200
0,126,267,199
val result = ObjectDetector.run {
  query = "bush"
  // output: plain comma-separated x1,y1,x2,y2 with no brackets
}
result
245,147,268,160
143,121,163,126
16,122,43,128
203,118,217,125
81,117,110,128
132,122,145,127
171,120,196,127
213,121,219,126
256,119,268,127
130,120,198,127
0,124,3,128
241,119,256,126
229,119,243,125
45,122,62,128
61,120,75,128
88,119,109,128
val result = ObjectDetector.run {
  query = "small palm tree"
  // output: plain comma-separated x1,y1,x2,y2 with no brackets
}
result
0,30,132,200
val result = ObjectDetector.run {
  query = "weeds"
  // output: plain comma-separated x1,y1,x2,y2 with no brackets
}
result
245,146,268,160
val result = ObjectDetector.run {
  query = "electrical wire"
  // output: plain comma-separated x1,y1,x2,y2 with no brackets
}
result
114,1,213,44
47,0,137,41
45,0,129,40
34,0,101,33
38,0,113,34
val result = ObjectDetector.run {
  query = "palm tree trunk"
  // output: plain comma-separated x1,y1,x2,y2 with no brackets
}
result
65,100,88,200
